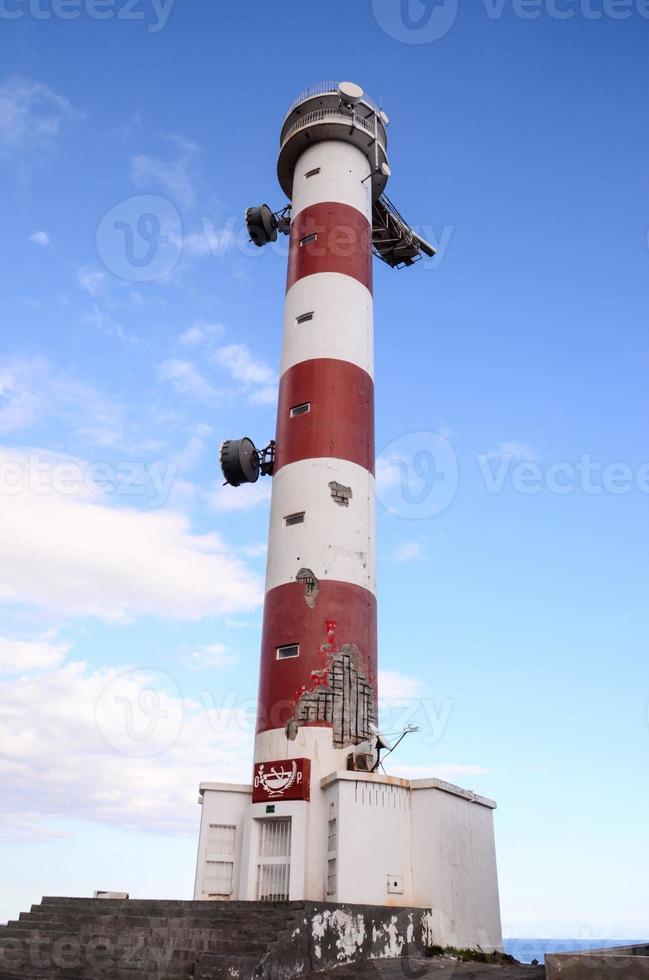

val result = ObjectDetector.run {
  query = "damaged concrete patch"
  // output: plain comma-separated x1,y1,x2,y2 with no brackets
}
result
296,567,319,608
329,481,352,507
293,645,376,748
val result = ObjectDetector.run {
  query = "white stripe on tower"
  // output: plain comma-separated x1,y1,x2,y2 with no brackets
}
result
254,139,377,771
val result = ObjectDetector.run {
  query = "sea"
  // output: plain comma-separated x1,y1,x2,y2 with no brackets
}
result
504,939,647,966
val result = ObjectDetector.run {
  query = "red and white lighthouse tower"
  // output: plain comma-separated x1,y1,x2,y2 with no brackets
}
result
195,83,501,953
255,82,381,781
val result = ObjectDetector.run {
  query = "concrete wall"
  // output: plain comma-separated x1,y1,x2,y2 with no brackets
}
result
546,945,649,979
410,779,502,950
259,902,434,980
325,776,412,906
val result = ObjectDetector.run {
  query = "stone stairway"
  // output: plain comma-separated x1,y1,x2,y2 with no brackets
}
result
0,897,306,980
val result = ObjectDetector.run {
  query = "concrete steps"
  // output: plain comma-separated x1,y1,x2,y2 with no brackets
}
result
0,897,305,980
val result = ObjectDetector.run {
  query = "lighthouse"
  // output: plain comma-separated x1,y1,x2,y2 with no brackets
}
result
195,82,502,953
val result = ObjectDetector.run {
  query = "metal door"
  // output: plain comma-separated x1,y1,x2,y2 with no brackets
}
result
255,818,291,901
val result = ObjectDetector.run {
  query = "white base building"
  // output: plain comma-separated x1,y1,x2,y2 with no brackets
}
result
194,764,502,952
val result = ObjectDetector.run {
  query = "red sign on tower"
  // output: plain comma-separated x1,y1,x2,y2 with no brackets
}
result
252,758,311,803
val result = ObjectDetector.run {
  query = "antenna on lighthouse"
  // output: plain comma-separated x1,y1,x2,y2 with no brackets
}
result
245,204,291,247
337,81,364,110
370,722,420,773
220,438,275,487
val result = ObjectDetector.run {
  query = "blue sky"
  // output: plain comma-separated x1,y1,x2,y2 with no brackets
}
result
1,0,649,941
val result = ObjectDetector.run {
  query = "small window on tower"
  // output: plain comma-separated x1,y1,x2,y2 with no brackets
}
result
296,312,314,325
277,644,300,660
290,402,311,418
305,167,321,179
300,233,317,246
284,512,305,527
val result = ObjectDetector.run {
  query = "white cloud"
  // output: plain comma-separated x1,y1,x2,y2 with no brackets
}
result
185,643,237,669
391,540,424,563
243,542,267,558
0,635,68,674
206,479,272,513
0,359,42,434
0,660,255,839
179,321,224,347
378,670,423,700
211,343,277,406
0,76,76,157
0,358,124,446
182,226,236,257
157,359,217,401
0,449,262,621
131,138,200,209
78,267,108,298
212,343,275,387
29,230,50,247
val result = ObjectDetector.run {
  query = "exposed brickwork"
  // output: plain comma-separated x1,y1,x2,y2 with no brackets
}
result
295,645,376,748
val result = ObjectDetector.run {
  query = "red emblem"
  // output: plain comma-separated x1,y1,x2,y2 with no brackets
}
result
252,758,311,803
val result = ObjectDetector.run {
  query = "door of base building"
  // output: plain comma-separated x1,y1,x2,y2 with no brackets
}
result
255,817,291,901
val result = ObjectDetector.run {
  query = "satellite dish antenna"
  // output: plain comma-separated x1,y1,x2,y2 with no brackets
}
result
245,204,278,247
337,81,364,107
370,722,393,753
220,438,260,487
381,162,392,178
380,110,390,126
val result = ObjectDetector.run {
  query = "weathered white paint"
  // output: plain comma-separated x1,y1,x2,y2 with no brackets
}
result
323,772,502,951
265,459,376,595
192,782,251,901
290,141,372,222
281,273,374,378
195,769,502,952
311,908,367,962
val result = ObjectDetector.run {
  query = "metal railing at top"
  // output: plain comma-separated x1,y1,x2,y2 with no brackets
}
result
284,81,381,120
281,107,387,152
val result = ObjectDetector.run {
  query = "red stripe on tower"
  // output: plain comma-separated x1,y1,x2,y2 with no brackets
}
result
286,202,373,293
274,358,375,474
257,581,378,735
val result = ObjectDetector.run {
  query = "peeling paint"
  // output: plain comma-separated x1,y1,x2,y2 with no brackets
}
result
373,916,405,959
310,908,367,963
406,914,414,945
